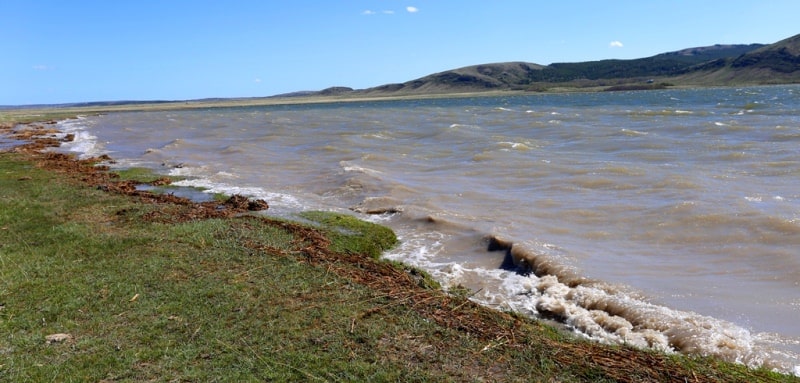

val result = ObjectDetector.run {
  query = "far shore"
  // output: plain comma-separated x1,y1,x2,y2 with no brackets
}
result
0,90,538,119
0,83,738,122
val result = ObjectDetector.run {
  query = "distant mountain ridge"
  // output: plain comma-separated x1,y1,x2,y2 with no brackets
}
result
305,33,800,96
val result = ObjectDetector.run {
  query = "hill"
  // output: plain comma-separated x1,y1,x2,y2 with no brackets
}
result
364,62,546,93
677,34,800,85
309,33,800,95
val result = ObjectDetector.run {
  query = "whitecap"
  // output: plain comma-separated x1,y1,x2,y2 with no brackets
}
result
497,141,532,151
620,128,648,136
340,161,384,176
172,177,303,211
449,123,481,130
57,117,105,159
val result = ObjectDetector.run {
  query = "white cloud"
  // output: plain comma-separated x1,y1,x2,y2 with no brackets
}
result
609,41,624,48
33,64,53,71
406,6,419,13
254,78,262,83
363,9,395,15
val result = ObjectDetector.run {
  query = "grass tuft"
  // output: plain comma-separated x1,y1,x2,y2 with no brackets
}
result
298,211,398,258
112,166,179,183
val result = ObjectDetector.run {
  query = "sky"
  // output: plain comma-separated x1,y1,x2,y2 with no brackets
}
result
2,1,798,105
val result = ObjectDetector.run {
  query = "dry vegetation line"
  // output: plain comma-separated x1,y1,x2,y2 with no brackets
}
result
3,122,757,383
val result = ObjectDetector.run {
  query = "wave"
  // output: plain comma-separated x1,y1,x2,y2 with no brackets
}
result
448,123,482,130
381,202,799,374
470,232,799,372
163,138,187,149
620,128,648,136
170,175,310,215
220,145,246,155
628,109,699,118
57,117,105,159
340,161,384,176
496,141,534,151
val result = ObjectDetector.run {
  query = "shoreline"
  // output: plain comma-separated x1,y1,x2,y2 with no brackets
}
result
2,117,798,381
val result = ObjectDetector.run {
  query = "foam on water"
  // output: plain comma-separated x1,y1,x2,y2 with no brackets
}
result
384,223,800,374
56,117,105,158
170,173,307,215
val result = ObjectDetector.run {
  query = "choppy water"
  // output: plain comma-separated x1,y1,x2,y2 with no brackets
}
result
56,86,800,375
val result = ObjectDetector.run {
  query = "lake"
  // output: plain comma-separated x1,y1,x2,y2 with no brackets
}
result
58,85,800,375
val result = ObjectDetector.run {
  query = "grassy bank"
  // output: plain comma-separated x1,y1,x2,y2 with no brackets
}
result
2,119,798,382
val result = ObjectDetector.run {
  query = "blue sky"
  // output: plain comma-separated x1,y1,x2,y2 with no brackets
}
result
2,1,798,105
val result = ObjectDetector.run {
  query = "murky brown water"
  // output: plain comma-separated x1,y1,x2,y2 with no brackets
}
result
58,86,800,375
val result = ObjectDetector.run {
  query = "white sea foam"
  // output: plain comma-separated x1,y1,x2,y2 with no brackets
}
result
620,128,648,136
379,212,797,373
449,123,481,129
497,141,532,151
171,175,305,213
420,246,785,371
383,229,447,267
57,117,106,159
340,161,384,176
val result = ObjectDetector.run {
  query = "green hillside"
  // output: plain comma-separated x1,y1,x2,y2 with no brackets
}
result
333,33,800,95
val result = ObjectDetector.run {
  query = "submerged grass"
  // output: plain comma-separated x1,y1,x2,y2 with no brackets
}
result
112,167,180,184
2,117,799,381
299,210,398,259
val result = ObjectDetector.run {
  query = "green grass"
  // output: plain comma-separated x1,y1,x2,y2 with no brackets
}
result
299,211,398,258
110,166,233,202
112,167,179,183
0,154,445,381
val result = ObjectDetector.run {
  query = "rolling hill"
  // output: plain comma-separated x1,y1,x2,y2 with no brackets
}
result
314,33,800,95
676,33,800,85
